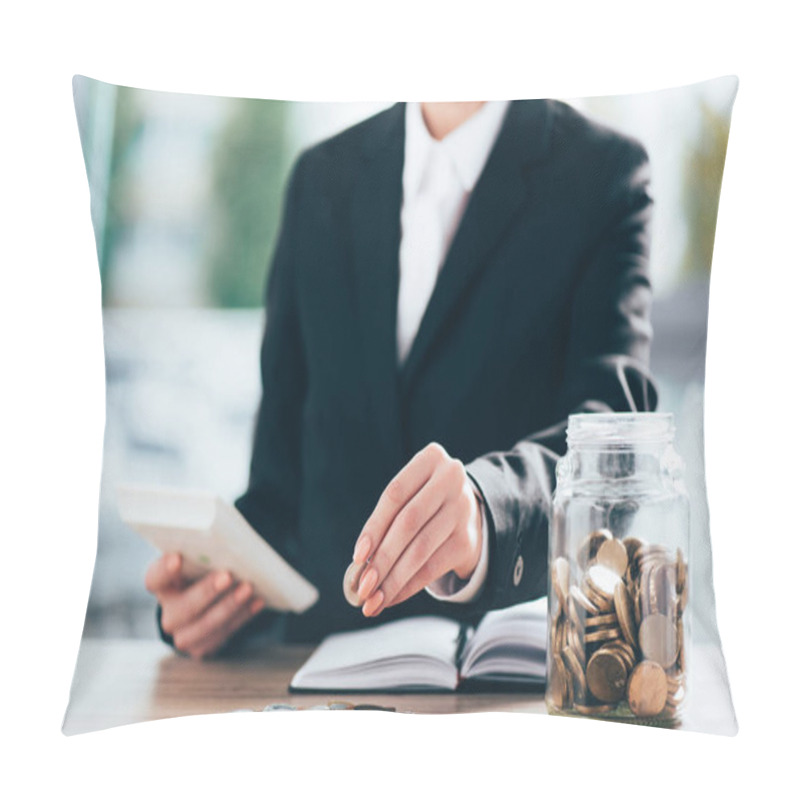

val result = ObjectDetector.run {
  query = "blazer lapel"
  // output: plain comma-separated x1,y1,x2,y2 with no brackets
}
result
347,102,406,466
399,99,554,393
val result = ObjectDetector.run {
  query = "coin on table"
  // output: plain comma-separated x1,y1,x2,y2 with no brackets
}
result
613,580,638,649
638,612,679,669
342,560,367,607
597,537,629,577
627,660,668,717
586,649,628,704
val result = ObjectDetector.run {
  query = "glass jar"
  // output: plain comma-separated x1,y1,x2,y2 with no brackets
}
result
545,412,689,727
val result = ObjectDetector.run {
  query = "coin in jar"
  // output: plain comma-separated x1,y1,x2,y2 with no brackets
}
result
552,557,570,614
613,580,637,649
549,653,571,710
573,702,617,716
586,564,621,597
562,646,587,701
570,584,599,615
578,528,613,568
342,560,367,607
627,660,668,716
586,649,628,704
638,613,679,669
597,537,628,577
584,626,622,645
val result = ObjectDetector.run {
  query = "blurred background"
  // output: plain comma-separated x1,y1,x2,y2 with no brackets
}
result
72,76,736,640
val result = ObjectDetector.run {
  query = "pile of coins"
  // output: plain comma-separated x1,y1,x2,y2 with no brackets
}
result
547,529,687,724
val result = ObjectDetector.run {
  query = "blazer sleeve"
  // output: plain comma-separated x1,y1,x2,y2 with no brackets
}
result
464,137,657,616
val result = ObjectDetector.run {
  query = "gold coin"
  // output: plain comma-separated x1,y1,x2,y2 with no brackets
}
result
567,595,585,632
597,538,629,577
586,650,628,704
638,613,679,669
578,528,613,569
585,626,622,644
342,561,366,607
585,612,618,628
638,562,655,618
586,564,621,599
548,653,570,710
624,537,644,564
582,579,614,613
570,584,599,614
601,641,636,671
552,557,570,615
568,625,586,669
613,580,638,649
676,548,687,594
563,645,587,701
573,703,617,716
627,660,668,716
550,613,565,654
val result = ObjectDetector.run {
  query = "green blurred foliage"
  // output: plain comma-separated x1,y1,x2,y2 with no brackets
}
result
681,102,732,278
101,87,143,304
205,100,291,307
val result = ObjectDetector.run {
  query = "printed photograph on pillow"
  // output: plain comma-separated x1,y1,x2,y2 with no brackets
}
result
63,75,738,735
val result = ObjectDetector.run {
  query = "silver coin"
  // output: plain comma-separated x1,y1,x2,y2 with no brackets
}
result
343,560,366,607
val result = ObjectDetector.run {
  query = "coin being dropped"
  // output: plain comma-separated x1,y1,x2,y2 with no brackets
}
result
627,660,668,717
343,560,366,607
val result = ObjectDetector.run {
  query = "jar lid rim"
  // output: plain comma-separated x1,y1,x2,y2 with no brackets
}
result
566,412,675,444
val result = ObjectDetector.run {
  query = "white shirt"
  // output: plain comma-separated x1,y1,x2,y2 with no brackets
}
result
397,100,510,603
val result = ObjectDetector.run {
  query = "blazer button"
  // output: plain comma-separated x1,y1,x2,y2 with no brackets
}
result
513,555,524,587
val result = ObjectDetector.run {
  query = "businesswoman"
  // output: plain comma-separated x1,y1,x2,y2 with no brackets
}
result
146,99,656,657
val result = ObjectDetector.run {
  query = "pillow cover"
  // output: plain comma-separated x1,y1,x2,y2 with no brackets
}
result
63,75,738,735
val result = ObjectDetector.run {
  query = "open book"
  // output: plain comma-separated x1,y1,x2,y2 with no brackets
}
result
290,598,547,693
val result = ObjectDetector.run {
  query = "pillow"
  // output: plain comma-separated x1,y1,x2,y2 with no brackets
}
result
63,75,738,735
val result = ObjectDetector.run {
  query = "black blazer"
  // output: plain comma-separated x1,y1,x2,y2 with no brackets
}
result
231,99,657,644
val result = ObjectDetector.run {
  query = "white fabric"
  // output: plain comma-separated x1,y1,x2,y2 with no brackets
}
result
395,101,509,603
396,100,510,364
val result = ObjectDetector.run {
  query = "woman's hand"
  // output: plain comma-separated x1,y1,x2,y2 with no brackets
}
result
351,442,483,617
145,553,265,659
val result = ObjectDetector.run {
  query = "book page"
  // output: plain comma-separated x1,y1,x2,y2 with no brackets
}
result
460,597,548,682
290,616,462,692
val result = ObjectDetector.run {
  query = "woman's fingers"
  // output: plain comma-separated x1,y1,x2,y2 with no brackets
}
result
158,570,233,635
374,502,459,608
356,465,456,602
144,553,185,595
382,536,465,611
352,443,447,566
172,582,262,658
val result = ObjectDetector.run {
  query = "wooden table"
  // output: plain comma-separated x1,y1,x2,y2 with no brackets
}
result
62,639,547,735
62,638,736,735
